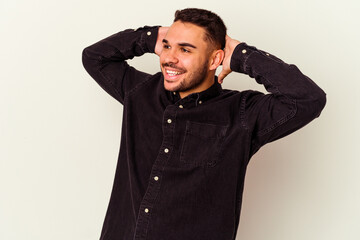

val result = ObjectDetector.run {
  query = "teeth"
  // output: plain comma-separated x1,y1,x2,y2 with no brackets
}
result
166,70,183,76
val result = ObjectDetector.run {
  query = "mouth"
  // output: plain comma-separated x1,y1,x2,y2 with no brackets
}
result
163,68,186,81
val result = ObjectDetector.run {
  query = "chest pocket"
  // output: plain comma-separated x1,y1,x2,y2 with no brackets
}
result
180,121,228,167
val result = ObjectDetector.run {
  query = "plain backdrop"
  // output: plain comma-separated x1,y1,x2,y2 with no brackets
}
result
1,0,359,239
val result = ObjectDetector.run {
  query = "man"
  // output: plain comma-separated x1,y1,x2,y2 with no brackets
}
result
82,8,326,240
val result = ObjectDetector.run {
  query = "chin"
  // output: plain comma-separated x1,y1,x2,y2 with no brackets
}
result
163,76,183,90
164,81,178,92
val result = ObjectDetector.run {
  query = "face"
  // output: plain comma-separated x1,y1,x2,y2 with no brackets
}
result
160,21,214,96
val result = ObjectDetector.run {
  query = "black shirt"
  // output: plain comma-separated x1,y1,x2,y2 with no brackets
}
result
82,25,326,240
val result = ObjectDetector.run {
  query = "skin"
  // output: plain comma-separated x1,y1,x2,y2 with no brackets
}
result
155,21,241,99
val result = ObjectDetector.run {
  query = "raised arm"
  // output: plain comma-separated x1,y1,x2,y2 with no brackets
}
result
82,26,160,104
221,36,326,156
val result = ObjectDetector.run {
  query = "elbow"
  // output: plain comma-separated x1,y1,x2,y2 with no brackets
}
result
290,89,326,130
299,88,327,121
81,47,91,71
312,88,327,118
81,46,99,76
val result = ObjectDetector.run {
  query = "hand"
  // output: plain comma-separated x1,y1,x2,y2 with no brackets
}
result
155,27,169,56
218,35,241,84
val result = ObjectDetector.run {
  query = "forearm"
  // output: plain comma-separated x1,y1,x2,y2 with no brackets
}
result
231,42,326,117
82,26,159,65
81,26,159,103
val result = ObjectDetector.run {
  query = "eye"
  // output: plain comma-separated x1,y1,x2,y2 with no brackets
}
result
181,48,190,53
163,44,170,49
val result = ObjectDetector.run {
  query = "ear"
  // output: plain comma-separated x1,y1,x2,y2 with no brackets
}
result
209,49,225,71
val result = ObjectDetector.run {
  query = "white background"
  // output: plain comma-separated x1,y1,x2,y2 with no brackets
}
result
1,0,359,239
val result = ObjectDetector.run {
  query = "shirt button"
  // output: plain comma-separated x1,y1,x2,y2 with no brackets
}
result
179,105,184,108
147,31,151,36
164,148,169,153
242,49,247,54
145,208,149,213
167,119,172,124
154,176,159,181
198,100,202,104
173,92,176,95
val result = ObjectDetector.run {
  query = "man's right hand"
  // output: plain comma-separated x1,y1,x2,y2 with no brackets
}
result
155,27,169,56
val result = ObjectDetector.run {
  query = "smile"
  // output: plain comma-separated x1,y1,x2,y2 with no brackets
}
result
166,70,184,76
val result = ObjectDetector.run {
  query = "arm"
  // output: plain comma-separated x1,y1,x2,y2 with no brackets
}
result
81,26,160,104
220,36,326,156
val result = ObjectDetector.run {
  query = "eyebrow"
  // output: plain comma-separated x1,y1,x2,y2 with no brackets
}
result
162,39,197,49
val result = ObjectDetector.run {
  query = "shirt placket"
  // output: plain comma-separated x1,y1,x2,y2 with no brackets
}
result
133,103,181,240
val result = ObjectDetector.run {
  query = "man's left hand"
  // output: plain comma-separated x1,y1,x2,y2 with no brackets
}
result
218,35,241,84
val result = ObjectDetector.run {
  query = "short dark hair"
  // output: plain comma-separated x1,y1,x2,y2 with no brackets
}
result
174,8,227,49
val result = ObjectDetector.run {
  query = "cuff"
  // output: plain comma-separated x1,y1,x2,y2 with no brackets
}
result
136,25,160,54
230,42,285,74
230,42,258,73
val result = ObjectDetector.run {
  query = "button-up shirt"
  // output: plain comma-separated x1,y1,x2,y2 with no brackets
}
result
82,26,326,240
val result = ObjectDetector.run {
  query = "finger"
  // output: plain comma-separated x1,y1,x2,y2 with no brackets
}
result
218,70,229,84
225,35,231,43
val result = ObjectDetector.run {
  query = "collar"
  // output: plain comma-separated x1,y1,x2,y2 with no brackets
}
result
167,76,223,107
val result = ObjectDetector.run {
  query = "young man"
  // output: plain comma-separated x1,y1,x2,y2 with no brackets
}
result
82,8,326,240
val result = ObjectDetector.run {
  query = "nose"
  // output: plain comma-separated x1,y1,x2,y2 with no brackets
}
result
162,48,179,64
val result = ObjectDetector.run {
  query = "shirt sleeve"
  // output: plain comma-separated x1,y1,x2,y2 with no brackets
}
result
82,26,159,104
231,42,327,157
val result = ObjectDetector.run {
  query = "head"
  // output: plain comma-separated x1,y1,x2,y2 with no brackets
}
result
160,8,227,98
